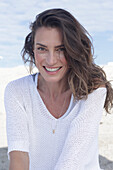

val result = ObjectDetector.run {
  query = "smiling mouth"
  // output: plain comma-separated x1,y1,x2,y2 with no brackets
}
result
43,66,62,72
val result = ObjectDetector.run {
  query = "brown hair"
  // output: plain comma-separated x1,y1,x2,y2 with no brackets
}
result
22,8,113,113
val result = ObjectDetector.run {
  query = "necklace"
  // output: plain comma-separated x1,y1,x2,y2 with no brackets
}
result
51,94,68,134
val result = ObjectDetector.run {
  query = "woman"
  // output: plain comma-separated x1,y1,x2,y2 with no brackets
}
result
4,8,113,170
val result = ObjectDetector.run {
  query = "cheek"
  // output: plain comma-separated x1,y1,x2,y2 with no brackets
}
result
61,56,68,65
34,52,42,64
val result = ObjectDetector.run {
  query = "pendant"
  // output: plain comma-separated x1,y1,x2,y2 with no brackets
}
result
53,129,55,134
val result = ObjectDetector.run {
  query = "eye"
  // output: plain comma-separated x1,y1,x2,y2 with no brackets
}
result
56,48,65,52
37,47,46,51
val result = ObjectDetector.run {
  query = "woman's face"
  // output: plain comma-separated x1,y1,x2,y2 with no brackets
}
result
33,26,68,83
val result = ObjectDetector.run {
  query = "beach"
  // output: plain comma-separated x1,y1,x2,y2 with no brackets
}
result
0,64,113,170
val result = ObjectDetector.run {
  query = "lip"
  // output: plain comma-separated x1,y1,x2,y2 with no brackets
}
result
43,66,62,75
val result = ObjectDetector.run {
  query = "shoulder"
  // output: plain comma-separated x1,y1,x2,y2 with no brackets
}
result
76,87,107,109
6,74,33,89
75,87,107,119
82,87,107,108
4,74,34,97
88,87,107,98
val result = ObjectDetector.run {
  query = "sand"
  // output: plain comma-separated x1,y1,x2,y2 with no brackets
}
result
0,63,113,170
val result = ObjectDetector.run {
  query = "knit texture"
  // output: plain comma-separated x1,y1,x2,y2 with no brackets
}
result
4,73,106,170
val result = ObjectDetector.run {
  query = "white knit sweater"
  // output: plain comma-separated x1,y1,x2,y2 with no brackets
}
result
4,73,106,170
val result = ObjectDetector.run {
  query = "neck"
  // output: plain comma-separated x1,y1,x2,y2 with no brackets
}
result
38,74,70,100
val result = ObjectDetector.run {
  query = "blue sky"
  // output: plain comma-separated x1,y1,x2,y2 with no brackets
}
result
0,0,113,67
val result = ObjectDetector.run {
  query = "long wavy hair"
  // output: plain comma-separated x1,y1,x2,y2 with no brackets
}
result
22,8,113,113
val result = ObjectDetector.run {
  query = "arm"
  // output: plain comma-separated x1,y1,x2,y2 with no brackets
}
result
54,88,106,170
9,151,29,170
4,81,30,169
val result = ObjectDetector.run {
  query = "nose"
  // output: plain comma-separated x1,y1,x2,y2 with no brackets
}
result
46,51,57,65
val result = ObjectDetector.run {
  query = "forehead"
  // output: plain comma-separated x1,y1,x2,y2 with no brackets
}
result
34,26,63,45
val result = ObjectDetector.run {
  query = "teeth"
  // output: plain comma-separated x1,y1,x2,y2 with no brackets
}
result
45,67,61,72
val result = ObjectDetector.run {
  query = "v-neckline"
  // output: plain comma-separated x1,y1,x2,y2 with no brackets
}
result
32,73,74,121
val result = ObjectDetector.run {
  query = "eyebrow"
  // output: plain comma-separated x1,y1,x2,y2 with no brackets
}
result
36,43,64,48
55,44,65,48
36,43,47,47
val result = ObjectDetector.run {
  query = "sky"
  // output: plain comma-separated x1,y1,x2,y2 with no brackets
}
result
0,0,113,67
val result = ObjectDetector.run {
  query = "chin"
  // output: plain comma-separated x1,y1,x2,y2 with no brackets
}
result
43,76,64,83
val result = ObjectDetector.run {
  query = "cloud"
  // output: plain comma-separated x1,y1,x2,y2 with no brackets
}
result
0,56,3,60
1,0,113,35
67,0,113,33
108,35,113,42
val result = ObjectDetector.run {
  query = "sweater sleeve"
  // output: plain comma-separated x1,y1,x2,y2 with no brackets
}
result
54,88,107,170
4,80,29,157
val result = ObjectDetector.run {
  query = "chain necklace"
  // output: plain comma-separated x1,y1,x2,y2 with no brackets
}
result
51,94,68,134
